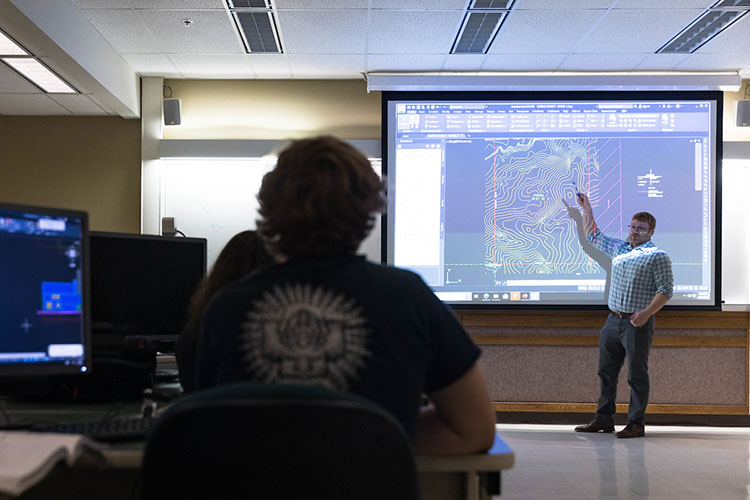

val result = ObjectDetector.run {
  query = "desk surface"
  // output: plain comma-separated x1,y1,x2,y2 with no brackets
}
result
1,396,513,500
97,432,513,472
1,396,514,470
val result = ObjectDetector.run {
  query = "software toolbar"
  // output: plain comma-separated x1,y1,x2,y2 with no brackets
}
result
396,102,710,135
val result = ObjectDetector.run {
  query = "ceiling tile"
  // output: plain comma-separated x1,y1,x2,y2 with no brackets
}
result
370,0,467,9
674,52,750,72
614,0,714,8
142,11,243,54
169,54,255,78
368,11,461,54
694,13,750,54
574,9,706,53
83,10,242,54
287,54,365,78
276,0,368,8
277,10,367,54
75,0,225,9
514,0,613,8
73,0,137,8
0,63,43,93
82,9,166,53
489,10,605,54
0,94,71,115
634,53,689,70
558,53,648,71
442,54,486,70
47,94,109,114
129,0,225,8
121,54,182,77
481,53,567,71
247,54,293,78
366,54,447,72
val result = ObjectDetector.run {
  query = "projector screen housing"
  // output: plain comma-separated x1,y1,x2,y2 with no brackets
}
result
382,91,721,309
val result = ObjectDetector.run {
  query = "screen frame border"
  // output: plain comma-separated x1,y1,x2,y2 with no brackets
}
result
380,89,723,311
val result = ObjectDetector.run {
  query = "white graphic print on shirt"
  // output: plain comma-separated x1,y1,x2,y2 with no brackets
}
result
240,283,371,389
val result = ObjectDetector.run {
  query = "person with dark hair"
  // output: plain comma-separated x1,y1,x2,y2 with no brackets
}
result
176,230,272,392
195,136,496,455
568,193,673,439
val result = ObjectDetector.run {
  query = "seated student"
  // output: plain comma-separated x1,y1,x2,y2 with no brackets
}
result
195,136,496,455
176,230,272,392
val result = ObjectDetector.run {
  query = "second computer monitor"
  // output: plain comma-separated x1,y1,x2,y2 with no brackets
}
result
90,232,207,350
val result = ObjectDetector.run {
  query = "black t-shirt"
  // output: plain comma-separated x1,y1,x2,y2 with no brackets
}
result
194,255,481,436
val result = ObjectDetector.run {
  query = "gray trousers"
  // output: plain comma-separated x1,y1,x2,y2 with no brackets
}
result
594,314,655,426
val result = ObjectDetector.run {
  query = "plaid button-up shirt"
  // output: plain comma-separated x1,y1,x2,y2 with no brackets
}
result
588,228,674,313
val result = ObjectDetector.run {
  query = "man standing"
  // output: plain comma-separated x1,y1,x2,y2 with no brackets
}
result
569,193,673,438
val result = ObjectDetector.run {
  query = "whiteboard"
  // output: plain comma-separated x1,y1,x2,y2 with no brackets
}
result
161,158,383,269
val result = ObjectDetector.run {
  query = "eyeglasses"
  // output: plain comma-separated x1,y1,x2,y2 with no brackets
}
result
627,224,651,233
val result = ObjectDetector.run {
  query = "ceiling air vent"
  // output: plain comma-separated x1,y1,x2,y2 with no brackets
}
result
227,0,282,53
471,0,513,8
228,0,268,6
657,0,749,53
450,0,514,54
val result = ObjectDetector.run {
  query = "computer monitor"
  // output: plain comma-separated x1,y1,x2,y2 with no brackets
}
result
90,232,207,350
0,202,90,376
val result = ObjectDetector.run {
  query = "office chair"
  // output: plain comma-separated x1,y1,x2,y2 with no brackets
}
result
138,382,419,500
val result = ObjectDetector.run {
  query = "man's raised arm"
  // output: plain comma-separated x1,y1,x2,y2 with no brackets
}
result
574,193,597,236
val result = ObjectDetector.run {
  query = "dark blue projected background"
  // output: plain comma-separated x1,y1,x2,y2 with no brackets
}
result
384,94,718,307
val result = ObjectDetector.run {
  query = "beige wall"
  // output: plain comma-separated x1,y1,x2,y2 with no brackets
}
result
0,116,141,233
162,79,380,140
163,78,750,142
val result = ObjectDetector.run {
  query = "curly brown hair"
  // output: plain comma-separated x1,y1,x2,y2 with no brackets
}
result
257,136,384,259
632,212,656,231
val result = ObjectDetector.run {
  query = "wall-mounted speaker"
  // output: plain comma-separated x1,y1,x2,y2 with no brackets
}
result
163,98,182,126
737,100,750,127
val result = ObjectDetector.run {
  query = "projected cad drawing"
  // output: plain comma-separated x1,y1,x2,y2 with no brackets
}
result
636,169,664,198
482,138,622,279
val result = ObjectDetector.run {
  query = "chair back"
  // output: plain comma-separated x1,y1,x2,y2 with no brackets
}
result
139,382,419,500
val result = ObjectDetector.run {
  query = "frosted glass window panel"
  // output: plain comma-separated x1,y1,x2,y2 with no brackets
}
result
162,158,274,268
721,160,750,305
161,158,383,269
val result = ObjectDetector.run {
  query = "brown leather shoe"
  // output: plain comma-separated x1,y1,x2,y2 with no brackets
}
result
616,422,645,438
574,420,615,433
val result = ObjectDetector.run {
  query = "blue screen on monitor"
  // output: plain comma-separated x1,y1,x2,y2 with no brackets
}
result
0,203,90,375
383,91,721,308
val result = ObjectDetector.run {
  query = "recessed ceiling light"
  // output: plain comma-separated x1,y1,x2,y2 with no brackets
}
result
0,29,27,56
1,58,76,93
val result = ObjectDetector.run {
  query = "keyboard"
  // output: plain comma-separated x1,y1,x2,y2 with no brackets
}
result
154,368,179,383
27,417,155,442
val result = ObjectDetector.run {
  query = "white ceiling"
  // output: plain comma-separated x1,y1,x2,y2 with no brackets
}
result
1,0,749,116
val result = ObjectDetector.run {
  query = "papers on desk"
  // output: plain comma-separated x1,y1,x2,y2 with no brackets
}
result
0,431,103,497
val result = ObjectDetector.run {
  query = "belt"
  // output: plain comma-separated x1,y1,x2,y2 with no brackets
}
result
610,311,632,319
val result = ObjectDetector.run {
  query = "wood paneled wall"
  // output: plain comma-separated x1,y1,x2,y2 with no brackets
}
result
456,310,749,415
